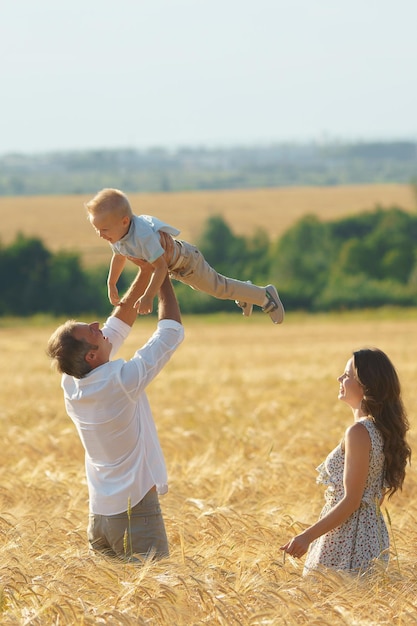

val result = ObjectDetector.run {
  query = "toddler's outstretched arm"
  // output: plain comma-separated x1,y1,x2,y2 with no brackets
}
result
107,253,127,305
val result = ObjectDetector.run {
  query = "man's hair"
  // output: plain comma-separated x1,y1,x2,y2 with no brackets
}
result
46,320,98,379
85,188,133,219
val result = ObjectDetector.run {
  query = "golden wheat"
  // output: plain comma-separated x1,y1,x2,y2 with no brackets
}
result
1,311,416,624
0,184,414,267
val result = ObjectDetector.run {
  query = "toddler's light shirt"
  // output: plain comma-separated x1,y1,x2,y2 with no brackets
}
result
111,214,180,264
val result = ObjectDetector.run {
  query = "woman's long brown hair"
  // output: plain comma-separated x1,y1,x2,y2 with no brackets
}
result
353,348,411,498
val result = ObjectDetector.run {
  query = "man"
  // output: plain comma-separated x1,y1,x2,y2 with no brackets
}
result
47,267,184,561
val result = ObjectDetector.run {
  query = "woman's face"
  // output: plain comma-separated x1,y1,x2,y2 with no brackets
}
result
337,357,364,410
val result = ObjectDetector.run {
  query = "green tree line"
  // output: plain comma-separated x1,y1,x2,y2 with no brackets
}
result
2,205,417,317
271,206,417,310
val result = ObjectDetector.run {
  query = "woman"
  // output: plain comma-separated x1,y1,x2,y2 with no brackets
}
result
281,348,411,575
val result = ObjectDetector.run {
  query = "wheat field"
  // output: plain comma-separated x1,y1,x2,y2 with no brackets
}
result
1,185,416,624
1,309,416,625
0,184,414,267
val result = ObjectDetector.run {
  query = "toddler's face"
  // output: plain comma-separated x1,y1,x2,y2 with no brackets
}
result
89,211,130,243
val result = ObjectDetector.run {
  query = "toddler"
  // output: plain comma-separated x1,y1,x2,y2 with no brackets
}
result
85,188,284,324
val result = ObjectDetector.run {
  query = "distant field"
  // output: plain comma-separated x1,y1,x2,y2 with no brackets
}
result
0,183,414,267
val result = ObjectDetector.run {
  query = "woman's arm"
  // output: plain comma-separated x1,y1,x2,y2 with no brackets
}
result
281,422,371,558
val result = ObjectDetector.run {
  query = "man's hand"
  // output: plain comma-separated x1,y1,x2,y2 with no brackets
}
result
135,293,155,315
159,232,176,265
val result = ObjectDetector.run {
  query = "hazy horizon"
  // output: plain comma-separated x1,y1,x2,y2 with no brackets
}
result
2,137,417,159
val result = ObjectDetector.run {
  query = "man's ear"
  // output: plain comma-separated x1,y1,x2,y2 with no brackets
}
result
85,350,97,365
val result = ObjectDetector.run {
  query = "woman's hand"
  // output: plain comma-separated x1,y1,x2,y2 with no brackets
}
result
280,531,311,559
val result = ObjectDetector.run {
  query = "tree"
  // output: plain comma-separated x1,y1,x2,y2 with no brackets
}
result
0,234,108,316
1,234,51,314
198,215,244,273
271,215,335,308
46,252,108,315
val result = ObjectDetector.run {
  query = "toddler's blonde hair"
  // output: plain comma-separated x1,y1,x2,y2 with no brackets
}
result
85,188,133,219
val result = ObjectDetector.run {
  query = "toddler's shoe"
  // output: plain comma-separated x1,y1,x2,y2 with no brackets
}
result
262,284,285,324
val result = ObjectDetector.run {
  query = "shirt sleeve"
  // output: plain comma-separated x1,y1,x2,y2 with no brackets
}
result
102,316,131,358
118,320,184,398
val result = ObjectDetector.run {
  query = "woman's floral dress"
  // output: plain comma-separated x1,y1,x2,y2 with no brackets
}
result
303,418,389,575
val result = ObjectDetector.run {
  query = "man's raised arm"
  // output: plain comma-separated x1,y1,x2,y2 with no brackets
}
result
158,274,182,325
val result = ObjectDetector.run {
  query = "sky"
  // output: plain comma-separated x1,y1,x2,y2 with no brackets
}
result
1,0,416,155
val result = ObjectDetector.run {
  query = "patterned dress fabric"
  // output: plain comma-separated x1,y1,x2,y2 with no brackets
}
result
303,418,389,575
